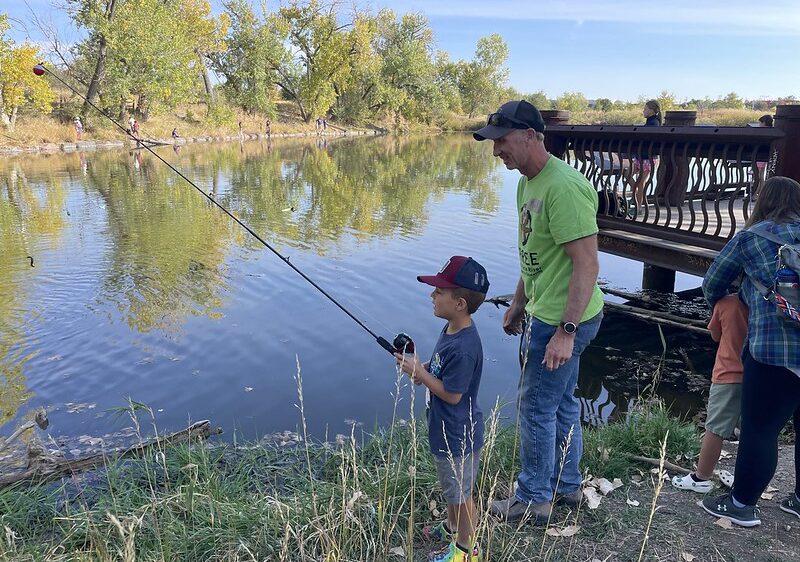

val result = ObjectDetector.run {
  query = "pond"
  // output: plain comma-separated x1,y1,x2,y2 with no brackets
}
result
0,135,716,447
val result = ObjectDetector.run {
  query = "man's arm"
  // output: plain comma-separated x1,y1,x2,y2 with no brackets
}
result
561,234,600,324
503,276,528,335
542,234,599,370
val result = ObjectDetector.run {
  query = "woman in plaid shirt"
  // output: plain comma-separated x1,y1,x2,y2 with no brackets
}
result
700,176,800,527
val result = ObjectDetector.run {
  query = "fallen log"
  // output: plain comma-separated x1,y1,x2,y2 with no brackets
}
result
0,409,49,453
484,294,710,335
0,420,218,489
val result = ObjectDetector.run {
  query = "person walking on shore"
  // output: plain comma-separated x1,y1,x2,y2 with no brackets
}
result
474,100,604,525
74,116,83,139
700,176,800,527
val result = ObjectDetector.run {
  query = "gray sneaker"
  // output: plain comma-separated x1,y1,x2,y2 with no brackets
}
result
779,495,800,519
555,488,583,508
489,496,554,525
700,494,761,527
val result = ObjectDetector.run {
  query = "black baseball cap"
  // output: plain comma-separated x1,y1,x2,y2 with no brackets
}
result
473,100,545,141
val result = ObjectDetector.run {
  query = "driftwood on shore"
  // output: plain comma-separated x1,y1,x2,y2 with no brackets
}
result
0,420,218,489
485,290,710,336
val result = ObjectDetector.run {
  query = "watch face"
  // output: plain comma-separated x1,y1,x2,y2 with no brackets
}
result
563,322,577,334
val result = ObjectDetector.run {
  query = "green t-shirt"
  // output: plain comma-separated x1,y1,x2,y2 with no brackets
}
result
517,156,605,325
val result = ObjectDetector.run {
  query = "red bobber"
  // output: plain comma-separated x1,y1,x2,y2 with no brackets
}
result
33,64,46,76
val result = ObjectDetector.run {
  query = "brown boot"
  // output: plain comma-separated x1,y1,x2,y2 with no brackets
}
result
489,495,554,525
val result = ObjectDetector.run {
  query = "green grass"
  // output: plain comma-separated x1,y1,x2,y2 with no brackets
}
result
0,393,699,561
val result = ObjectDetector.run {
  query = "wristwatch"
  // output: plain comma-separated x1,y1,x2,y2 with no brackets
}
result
560,321,578,335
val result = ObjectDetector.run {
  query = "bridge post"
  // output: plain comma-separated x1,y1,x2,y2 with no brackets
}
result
655,110,697,206
774,104,800,183
642,264,677,292
541,110,570,158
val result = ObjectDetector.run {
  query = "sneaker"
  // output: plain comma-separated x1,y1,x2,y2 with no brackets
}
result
700,494,761,527
779,495,800,519
423,521,451,543
555,488,583,508
428,542,480,562
489,496,553,525
672,473,713,494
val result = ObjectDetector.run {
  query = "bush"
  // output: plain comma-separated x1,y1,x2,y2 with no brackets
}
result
204,102,236,127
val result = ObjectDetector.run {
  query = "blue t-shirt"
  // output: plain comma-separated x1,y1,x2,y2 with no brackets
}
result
427,322,484,458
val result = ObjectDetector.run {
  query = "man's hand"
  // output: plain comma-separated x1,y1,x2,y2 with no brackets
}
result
543,330,575,371
394,352,426,384
503,301,526,335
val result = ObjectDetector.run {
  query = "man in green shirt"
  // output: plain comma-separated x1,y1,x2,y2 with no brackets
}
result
474,100,604,525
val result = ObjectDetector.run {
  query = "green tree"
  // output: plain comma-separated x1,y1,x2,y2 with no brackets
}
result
458,33,509,118
0,18,55,129
269,0,360,122
211,0,282,115
594,97,612,112
656,90,676,112
555,91,588,113
720,91,745,109
526,90,552,110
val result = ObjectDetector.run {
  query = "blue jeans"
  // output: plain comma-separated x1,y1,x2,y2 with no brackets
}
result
515,313,602,505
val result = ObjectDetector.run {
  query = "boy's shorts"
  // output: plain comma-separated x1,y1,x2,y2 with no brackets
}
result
705,382,742,438
433,450,480,505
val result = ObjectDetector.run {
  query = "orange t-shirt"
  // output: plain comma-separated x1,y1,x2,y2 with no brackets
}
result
707,294,748,384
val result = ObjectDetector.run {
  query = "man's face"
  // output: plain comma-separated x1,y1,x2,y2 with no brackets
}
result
491,130,529,171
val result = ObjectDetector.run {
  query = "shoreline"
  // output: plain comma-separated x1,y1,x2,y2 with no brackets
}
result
0,128,385,156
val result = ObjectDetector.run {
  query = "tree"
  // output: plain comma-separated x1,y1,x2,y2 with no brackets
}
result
458,34,509,118
176,0,229,105
0,18,55,129
68,0,213,120
721,91,744,109
656,90,676,112
555,91,588,113
269,0,360,122
527,90,551,110
211,0,282,115
594,97,612,112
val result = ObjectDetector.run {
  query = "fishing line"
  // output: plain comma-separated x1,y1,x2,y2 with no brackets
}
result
33,63,412,355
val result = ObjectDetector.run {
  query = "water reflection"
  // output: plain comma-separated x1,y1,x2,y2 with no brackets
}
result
0,135,714,443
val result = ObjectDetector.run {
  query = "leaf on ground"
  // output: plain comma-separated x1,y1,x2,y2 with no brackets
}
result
626,498,640,507
761,492,775,500
429,499,440,517
583,487,602,509
612,477,624,489
389,546,405,556
682,553,697,561
715,517,733,530
765,485,779,493
719,450,732,459
546,525,581,537
589,477,617,495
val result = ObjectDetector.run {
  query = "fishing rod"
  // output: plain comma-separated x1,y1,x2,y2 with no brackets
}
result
32,63,414,356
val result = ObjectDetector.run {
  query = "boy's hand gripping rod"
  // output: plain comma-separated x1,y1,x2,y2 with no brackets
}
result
32,63,415,356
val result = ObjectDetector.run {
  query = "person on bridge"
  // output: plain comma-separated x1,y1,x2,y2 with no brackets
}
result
700,175,800,527
626,99,662,217
474,100,604,525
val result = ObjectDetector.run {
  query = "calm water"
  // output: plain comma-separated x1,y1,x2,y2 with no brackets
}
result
0,135,715,445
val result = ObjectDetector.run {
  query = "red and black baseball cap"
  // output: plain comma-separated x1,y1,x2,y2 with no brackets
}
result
417,256,490,294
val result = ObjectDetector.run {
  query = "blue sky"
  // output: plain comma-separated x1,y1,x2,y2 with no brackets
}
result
4,0,799,101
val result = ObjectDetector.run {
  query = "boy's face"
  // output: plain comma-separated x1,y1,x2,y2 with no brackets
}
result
430,287,465,319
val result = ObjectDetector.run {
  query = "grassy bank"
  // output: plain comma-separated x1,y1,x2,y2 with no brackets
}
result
0,103,770,149
0,385,707,562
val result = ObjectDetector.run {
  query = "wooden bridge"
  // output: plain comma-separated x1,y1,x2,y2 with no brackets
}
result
541,105,800,291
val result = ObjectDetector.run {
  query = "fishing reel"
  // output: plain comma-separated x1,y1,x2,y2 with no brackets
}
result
377,332,415,355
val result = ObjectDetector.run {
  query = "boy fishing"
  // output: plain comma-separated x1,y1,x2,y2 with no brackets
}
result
395,255,489,562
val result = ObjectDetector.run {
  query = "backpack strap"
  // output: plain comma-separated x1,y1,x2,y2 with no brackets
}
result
748,225,792,247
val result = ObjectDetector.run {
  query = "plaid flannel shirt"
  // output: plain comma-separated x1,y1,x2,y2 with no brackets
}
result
702,220,800,370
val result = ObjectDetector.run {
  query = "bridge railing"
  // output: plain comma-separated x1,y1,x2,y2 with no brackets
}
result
541,105,800,252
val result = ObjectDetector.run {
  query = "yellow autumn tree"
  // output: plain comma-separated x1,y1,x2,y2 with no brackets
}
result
0,17,54,130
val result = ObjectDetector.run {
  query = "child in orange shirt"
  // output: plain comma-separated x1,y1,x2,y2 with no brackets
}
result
672,294,748,492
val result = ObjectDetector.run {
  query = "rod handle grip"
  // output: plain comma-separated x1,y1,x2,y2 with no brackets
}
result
376,337,396,355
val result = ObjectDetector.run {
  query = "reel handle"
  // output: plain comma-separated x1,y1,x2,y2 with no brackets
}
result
376,333,416,355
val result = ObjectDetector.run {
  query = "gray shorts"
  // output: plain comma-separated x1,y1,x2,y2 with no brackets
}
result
433,450,480,505
705,382,742,438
